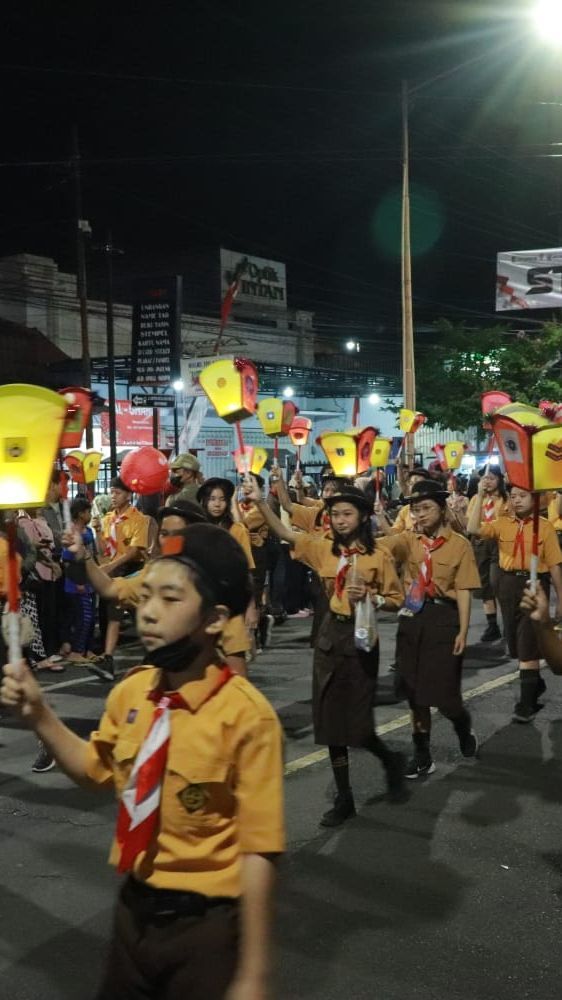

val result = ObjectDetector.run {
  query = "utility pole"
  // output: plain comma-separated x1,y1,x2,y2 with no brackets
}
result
105,232,123,478
71,128,93,447
401,81,416,466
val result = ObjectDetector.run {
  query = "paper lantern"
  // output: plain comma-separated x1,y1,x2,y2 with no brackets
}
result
257,398,298,438
58,387,94,448
443,441,466,471
370,437,392,468
233,446,268,476
317,427,377,477
489,403,562,491
481,390,512,419
120,446,170,495
64,450,103,485
539,400,562,424
288,416,313,447
432,444,446,469
0,384,68,509
198,358,258,423
399,409,426,434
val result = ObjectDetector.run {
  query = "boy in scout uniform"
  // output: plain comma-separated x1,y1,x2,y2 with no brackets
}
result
246,477,405,828
380,480,481,778
465,465,508,643
1,524,284,1000
467,481,562,723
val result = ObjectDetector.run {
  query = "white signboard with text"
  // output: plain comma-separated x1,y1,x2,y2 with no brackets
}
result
496,247,562,311
220,249,287,311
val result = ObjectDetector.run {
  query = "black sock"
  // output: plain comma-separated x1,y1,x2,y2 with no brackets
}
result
328,746,351,797
451,708,472,741
413,731,431,761
519,670,539,707
486,613,497,625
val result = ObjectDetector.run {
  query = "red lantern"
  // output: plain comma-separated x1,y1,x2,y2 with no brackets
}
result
288,416,313,447
58,387,95,448
120,447,170,495
481,390,512,431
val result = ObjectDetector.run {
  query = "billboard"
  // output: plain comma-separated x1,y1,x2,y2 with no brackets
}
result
131,276,182,385
100,400,157,447
220,249,287,311
496,248,562,311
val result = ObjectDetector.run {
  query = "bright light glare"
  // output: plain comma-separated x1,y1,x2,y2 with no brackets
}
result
172,378,185,392
531,0,562,46
283,386,294,398
368,393,380,405
345,340,356,351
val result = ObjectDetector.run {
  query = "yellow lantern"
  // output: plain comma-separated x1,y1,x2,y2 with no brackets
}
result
491,402,562,491
443,441,466,471
370,437,392,468
318,427,377,477
232,446,268,476
64,450,104,485
198,357,259,423
0,384,68,509
257,398,298,438
399,409,426,434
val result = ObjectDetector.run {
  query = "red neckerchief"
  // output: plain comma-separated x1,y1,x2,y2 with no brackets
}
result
334,546,361,598
116,667,232,873
483,497,496,522
418,535,447,599
512,517,532,570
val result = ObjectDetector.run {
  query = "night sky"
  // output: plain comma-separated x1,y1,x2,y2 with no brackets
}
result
1,1,561,360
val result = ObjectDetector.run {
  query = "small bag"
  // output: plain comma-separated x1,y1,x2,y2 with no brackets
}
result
354,595,378,652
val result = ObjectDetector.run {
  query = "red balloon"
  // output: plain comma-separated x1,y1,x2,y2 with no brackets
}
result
120,447,170,495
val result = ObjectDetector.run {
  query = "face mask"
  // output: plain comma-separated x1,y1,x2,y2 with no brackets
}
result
142,633,204,673
170,473,183,488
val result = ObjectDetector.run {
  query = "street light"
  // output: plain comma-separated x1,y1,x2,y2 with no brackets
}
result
345,340,360,352
368,393,380,405
282,386,294,398
172,378,185,392
531,0,562,46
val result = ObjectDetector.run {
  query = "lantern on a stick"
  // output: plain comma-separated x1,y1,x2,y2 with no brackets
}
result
120,447,170,495
539,400,562,424
0,384,69,666
198,357,259,474
64,450,103,486
58,387,95,448
399,409,426,434
288,416,312,470
481,390,512,470
257,398,298,460
317,427,377,478
233,446,268,476
371,437,392,501
490,401,562,588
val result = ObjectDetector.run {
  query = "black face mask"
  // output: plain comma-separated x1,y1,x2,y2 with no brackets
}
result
170,473,183,488
142,633,204,673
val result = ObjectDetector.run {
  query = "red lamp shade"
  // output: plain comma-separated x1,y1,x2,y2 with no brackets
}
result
58,387,94,448
120,447,170,495
288,416,312,447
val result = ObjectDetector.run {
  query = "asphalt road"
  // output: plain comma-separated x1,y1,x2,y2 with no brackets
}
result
1,607,561,1000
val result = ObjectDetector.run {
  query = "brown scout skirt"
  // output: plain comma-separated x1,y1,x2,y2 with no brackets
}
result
313,613,379,747
496,569,550,660
395,600,462,712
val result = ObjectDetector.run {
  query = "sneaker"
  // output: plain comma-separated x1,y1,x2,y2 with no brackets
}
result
385,750,408,801
86,655,115,682
480,622,502,642
32,744,55,773
405,756,436,780
512,701,537,724
459,730,479,758
319,792,356,828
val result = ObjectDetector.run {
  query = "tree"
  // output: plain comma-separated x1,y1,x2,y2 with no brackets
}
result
412,320,562,439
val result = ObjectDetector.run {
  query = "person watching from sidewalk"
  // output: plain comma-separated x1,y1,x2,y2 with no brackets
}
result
465,465,508,644
467,481,562,723
61,497,97,664
380,479,481,779
245,475,405,828
65,499,251,678
93,476,149,681
1,524,284,1000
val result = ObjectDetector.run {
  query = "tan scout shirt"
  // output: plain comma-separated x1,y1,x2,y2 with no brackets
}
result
479,516,562,573
380,525,481,600
292,534,403,616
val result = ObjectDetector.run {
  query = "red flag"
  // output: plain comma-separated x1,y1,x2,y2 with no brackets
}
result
220,257,248,333
352,397,360,427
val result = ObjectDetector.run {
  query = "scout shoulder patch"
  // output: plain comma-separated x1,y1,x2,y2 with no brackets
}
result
178,783,209,814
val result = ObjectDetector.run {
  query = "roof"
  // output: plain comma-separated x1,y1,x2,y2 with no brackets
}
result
0,319,70,385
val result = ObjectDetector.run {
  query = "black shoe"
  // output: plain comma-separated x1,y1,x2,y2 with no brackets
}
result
319,793,356,827
512,701,537,724
86,655,115,682
459,730,479,758
385,750,408,801
480,623,502,642
405,756,436,780
32,744,55,773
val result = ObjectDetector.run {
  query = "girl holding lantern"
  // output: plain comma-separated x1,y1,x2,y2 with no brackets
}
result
244,476,405,827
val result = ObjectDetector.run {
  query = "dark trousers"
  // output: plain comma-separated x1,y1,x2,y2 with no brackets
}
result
497,569,550,660
35,580,59,656
95,882,239,1000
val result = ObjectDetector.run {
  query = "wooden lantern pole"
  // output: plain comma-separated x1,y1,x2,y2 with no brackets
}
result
401,81,416,468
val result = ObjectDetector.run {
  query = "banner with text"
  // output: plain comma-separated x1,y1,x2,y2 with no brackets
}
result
101,400,157,447
496,248,562,311
220,249,287,311
131,276,182,385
